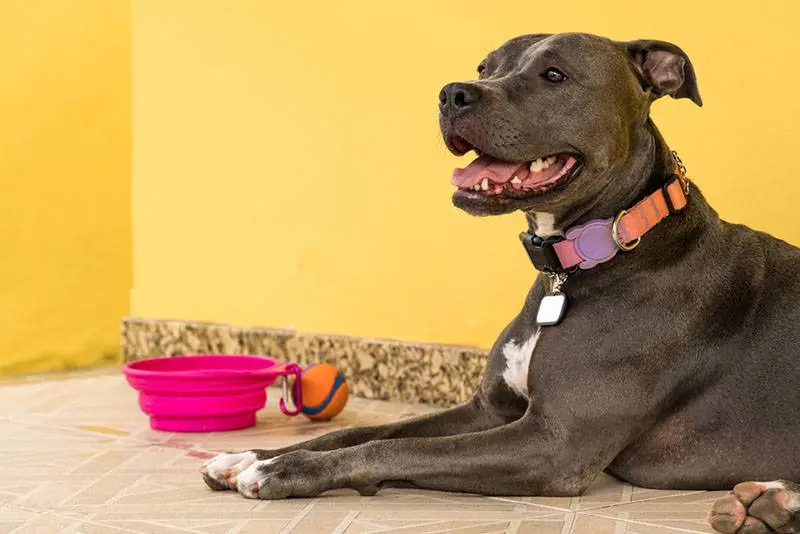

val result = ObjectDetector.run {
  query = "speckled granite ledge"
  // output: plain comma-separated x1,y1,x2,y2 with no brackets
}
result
122,318,488,407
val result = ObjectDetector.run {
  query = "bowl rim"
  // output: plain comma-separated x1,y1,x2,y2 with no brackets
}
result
122,354,288,380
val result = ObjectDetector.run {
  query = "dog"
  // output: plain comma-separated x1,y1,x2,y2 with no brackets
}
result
201,33,800,534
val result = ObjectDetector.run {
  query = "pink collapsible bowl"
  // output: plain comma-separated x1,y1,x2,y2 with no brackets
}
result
122,355,292,432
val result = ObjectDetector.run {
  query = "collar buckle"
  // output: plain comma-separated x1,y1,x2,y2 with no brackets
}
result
519,232,567,273
612,210,641,251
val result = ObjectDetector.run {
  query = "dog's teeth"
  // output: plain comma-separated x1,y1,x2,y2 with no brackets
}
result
547,156,557,165
511,176,522,185
480,178,490,191
473,184,481,191
532,158,552,172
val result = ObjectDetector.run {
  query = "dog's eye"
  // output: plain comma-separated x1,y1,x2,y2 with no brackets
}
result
542,67,567,83
477,63,486,76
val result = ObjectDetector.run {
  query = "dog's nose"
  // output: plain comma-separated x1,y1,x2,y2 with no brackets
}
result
439,83,481,116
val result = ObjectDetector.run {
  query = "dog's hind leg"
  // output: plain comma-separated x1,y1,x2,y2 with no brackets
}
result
709,480,800,533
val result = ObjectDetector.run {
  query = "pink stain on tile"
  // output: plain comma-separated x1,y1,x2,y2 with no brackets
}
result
187,449,215,460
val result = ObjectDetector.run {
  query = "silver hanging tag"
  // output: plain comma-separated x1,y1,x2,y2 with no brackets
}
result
537,273,568,326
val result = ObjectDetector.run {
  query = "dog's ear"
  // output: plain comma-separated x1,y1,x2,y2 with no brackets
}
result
621,40,702,107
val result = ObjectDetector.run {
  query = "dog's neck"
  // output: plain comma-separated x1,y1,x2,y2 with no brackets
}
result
523,120,721,288
525,120,692,238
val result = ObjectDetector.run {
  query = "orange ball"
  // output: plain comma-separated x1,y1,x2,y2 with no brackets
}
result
295,363,348,421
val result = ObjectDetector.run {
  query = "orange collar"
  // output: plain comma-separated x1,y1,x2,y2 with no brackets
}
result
612,160,689,251
520,152,690,273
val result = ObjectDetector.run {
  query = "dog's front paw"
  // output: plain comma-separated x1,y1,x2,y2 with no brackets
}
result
200,451,259,491
234,450,326,500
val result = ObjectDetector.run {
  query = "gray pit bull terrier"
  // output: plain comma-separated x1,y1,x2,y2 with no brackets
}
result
202,32,800,534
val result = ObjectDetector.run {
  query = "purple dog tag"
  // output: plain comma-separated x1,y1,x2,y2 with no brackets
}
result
565,218,619,270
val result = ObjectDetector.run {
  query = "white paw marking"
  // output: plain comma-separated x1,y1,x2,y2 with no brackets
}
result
757,481,787,490
755,481,800,511
502,330,540,399
236,457,278,498
789,491,800,512
202,451,257,487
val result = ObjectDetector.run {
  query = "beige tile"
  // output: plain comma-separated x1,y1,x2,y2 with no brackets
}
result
0,504,41,530
6,478,99,509
404,523,508,533
353,510,559,522
345,519,511,534
488,495,576,513
9,512,86,533
312,491,549,515
59,474,146,506
630,486,702,501
514,517,572,534
587,491,726,515
0,373,719,534
575,474,636,509
568,514,627,534
90,518,289,533
584,509,716,534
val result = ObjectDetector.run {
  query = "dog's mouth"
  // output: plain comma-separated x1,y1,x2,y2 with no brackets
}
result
449,136,581,200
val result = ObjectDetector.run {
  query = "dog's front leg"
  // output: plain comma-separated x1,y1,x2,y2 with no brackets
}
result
273,395,510,452
226,415,591,499
201,395,515,491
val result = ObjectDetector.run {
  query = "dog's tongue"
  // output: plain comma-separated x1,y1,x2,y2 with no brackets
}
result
452,155,526,188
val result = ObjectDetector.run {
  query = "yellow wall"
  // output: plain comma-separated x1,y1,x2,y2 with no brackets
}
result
132,0,800,348
0,1,132,374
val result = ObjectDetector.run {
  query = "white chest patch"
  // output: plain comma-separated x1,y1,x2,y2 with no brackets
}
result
501,330,540,398
532,212,561,238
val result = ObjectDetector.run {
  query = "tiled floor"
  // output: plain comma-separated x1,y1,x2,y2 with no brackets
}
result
0,372,723,533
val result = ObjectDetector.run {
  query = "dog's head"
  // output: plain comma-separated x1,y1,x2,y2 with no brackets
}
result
439,33,701,218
